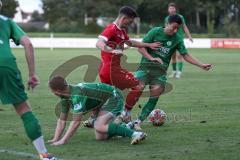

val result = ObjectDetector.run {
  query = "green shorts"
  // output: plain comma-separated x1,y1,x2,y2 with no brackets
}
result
100,88,123,117
135,66,167,86
0,67,28,105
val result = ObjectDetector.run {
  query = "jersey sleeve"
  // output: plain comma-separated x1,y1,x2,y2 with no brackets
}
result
176,40,188,55
60,99,71,114
71,95,88,114
9,19,26,45
142,27,158,43
99,25,116,41
179,15,186,25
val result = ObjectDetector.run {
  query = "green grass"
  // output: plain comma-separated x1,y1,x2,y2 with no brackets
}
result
0,48,240,160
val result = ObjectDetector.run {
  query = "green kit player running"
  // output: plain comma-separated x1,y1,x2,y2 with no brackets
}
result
165,3,193,78
48,75,147,145
0,1,57,160
125,14,212,131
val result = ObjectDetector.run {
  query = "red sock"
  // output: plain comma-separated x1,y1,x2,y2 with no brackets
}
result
125,88,142,111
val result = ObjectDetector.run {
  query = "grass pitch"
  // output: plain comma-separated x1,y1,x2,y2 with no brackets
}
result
0,48,240,160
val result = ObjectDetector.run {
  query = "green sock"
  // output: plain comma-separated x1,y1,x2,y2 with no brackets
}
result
177,62,184,72
172,62,177,71
107,123,134,138
21,112,42,141
139,97,159,122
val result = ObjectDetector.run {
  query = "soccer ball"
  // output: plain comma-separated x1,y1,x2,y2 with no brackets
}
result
149,109,166,126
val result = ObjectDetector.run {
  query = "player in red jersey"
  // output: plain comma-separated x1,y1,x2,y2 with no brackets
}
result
96,6,161,90
83,6,161,127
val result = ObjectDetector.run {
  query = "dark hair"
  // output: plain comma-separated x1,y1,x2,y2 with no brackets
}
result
168,2,176,8
168,14,182,25
119,6,138,18
49,75,68,91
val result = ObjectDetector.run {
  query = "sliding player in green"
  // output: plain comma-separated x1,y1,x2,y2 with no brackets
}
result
48,75,147,145
124,14,212,131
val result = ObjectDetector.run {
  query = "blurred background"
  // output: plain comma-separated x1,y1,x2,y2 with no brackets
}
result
1,0,240,38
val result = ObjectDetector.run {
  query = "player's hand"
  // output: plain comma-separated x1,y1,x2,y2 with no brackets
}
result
50,140,66,146
148,42,161,50
150,57,163,64
111,49,123,55
28,74,40,90
47,138,59,144
201,64,213,71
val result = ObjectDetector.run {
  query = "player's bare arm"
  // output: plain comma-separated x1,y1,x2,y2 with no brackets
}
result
51,113,82,146
96,37,123,54
125,40,161,50
48,113,68,144
20,36,39,90
138,47,163,64
183,24,193,42
182,53,212,70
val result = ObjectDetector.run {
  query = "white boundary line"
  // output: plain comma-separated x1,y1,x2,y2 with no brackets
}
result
0,149,65,160
0,149,38,159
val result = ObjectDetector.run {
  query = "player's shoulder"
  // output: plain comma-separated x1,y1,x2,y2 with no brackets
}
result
149,26,164,34
105,23,117,31
0,14,9,21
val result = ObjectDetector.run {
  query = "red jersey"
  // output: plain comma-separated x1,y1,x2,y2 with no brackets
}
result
98,22,129,67
98,22,139,90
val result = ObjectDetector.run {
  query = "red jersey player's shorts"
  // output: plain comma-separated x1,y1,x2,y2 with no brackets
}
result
99,62,139,90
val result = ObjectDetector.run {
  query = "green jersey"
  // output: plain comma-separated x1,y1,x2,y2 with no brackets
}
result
140,27,188,71
0,15,25,70
164,14,186,38
61,83,122,114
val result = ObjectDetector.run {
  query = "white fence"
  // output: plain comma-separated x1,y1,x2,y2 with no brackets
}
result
10,38,240,49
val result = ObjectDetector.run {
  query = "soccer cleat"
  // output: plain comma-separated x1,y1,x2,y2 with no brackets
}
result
168,71,176,78
83,116,96,128
39,153,57,160
133,122,142,131
131,132,147,145
175,71,182,79
126,121,142,131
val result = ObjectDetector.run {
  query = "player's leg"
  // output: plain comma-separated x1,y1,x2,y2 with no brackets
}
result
132,84,165,131
14,102,46,154
121,69,148,122
169,52,177,78
94,111,147,145
176,53,184,78
122,81,145,122
0,68,56,159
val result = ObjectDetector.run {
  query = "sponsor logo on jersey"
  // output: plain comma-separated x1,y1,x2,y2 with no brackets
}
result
73,103,83,111
167,41,172,46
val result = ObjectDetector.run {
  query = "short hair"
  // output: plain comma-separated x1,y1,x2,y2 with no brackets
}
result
168,2,176,8
0,0,2,10
168,14,182,25
49,75,68,91
119,6,138,18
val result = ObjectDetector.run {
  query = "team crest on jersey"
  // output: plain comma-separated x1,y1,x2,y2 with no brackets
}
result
166,41,172,46
73,103,83,111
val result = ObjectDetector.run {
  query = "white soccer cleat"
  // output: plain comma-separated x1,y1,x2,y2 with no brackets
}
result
169,71,176,78
39,153,57,160
131,132,147,145
175,71,182,79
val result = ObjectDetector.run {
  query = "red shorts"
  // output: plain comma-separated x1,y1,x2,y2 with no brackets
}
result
99,64,139,90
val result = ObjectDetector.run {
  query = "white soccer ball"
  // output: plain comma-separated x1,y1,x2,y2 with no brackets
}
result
149,109,167,126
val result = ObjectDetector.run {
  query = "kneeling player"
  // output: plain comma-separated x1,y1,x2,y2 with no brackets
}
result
48,75,146,145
